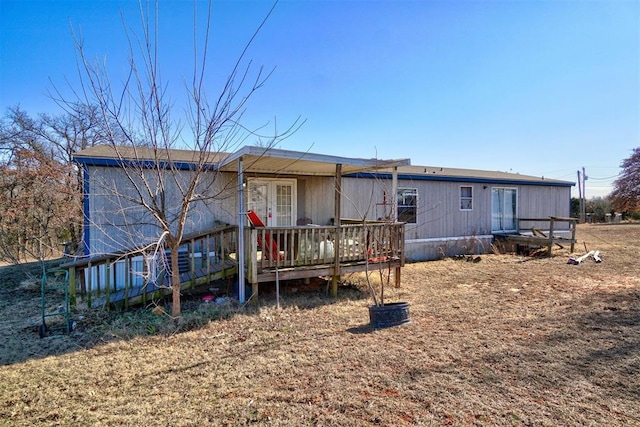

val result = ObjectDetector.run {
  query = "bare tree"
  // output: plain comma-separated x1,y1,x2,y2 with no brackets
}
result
0,107,91,262
4,105,106,253
67,1,301,317
0,146,80,263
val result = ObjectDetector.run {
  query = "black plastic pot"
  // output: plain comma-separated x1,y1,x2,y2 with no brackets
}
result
369,301,411,328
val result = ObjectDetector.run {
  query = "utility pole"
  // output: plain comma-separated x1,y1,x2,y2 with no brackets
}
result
577,170,583,223
582,167,587,222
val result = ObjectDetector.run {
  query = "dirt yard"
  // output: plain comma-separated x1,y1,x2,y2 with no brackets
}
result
0,223,638,426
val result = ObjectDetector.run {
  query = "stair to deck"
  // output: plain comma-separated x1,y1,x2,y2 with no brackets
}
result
63,225,239,309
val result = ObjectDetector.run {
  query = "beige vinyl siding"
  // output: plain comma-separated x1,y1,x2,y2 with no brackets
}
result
340,177,493,240
299,176,337,225
410,181,493,240
340,176,571,261
340,176,571,241
205,172,241,226
517,185,572,228
339,177,390,222
87,166,232,255
86,165,571,259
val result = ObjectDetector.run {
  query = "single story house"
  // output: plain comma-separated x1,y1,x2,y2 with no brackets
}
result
68,145,573,305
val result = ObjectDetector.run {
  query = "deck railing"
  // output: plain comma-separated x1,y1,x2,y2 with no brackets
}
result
61,225,238,308
503,216,578,255
62,222,405,308
518,217,577,242
248,222,405,272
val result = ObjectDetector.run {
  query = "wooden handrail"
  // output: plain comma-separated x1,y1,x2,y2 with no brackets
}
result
250,222,405,271
518,217,578,223
514,216,578,255
64,224,239,308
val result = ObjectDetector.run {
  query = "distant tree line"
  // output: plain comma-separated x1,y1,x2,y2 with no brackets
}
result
571,197,616,222
0,104,106,263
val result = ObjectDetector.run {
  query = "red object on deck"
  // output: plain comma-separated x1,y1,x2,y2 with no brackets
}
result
246,210,283,261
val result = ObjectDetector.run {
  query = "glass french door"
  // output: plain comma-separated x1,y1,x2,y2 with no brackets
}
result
491,187,517,232
247,179,296,227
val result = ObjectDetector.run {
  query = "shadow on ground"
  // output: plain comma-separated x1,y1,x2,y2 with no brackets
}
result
0,261,369,366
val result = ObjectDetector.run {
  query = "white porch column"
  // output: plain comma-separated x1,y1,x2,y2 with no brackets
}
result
237,157,246,303
332,163,342,297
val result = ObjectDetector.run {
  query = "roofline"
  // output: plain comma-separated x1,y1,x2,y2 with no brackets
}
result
74,146,569,186
75,145,411,172
345,172,575,187
218,145,411,170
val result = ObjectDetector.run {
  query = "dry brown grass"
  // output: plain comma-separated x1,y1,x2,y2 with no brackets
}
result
1,223,639,426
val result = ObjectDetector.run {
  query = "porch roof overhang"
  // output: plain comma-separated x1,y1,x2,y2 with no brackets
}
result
218,145,411,176
74,144,411,175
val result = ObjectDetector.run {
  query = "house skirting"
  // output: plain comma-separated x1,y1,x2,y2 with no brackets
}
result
404,235,494,262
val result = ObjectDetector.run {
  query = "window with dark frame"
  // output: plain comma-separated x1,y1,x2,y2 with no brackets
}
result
397,188,417,223
460,186,473,210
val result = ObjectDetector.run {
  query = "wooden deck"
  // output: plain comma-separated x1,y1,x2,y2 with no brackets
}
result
494,216,578,256
62,222,405,309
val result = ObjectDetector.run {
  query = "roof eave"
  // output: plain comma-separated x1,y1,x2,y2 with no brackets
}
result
218,145,411,174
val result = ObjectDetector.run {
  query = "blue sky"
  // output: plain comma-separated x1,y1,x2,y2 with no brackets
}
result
1,0,639,198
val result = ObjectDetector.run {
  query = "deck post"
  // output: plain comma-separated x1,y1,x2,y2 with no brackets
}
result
252,280,259,303
220,229,226,278
391,167,398,222
206,235,211,279
189,239,195,289
105,260,111,307
247,229,258,300
547,218,555,257
68,266,76,307
570,219,577,253
332,163,342,297
124,256,131,309
86,262,92,308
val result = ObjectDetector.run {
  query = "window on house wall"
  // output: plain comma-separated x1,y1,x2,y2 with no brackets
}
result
397,188,417,223
460,186,473,210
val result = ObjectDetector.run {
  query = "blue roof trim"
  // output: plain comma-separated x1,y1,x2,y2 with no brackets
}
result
345,172,574,187
74,156,217,171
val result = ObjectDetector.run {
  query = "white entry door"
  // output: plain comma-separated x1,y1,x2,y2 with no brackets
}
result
247,179,296,226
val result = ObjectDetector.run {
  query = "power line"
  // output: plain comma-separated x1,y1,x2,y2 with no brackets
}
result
586,174,619,181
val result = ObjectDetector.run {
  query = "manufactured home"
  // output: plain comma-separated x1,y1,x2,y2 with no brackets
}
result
65,145,573,307
342,165,574,261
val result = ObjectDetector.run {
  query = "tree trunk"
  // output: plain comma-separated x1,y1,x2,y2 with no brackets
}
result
170,246,181,318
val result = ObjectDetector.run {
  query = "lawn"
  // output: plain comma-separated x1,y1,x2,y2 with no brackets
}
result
0,223,638,426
